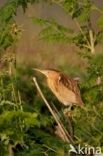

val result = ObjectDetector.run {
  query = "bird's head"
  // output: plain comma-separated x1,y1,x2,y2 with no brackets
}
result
33,68,60,79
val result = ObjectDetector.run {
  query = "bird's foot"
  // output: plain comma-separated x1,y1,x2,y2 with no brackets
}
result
63,107,73,117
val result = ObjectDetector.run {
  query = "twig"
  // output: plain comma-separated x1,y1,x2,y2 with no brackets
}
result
92,5,103,15
18,90,23,111
33,77,74,143
43,144,57,153
89,29,95,54
52,102,74,141
74,19,91,49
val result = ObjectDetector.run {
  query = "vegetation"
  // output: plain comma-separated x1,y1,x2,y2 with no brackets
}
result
0,0,103,156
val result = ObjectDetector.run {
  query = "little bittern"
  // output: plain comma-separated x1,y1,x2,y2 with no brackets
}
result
34,68,84,107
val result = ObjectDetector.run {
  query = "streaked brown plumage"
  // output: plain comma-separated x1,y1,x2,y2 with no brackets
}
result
34,68,84,107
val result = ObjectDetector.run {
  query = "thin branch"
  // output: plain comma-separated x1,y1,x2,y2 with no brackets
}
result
51,1,92,53
11,83,17,104
0,78,5,100
51,102,74,141
33,77,74,143
18,90,23,111
43,144,57,153
82,44,91,50
74,19,91,49
89,29,95,54
92,5,103,15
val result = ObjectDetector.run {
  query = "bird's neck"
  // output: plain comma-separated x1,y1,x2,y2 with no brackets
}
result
47,77,58,92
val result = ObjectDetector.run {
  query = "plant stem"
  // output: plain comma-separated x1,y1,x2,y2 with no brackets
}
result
33,77,74,143
74,19,91,49
89,29,95,54
92,5,103,15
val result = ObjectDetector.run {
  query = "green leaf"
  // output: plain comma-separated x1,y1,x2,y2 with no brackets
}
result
96,31,103,44
97,15,103,29
63,0,77,14
32,17,50,26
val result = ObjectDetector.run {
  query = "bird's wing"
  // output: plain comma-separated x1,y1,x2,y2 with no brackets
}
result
58,73,84,106
58,73,77,92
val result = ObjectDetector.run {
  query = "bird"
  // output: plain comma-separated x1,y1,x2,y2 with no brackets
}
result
34,68,84,108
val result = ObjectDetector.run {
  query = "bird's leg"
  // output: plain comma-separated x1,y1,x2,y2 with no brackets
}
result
63,105,73,117
63,105,74,140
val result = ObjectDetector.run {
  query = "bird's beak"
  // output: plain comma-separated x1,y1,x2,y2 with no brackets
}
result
33,68,48,77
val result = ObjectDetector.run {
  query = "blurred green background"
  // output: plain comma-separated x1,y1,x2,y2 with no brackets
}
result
0,0,103,156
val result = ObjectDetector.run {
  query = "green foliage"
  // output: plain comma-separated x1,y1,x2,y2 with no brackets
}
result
97,15,103,29
0,0,103,156
96,31,103,44
32,17,73,43
0,0,40,51
73,103,103,147
32,0,103,154
0,66,68,156
0,110,39,142
32,0,103,56
87,54,103,77
62,0,91,22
